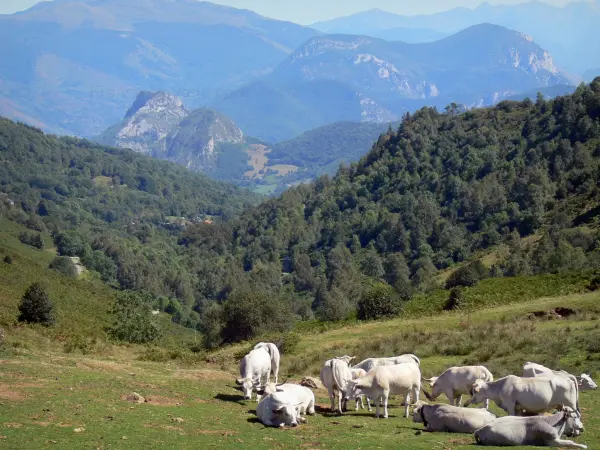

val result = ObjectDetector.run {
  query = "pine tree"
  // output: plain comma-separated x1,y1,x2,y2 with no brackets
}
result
18,282,55,326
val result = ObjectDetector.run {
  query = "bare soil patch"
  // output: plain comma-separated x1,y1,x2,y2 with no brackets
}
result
174,369,231,381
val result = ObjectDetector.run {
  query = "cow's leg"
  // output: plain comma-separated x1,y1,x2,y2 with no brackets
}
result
375,396,381,418
411,386,420,406
383,390,391,418
505,402,517,416
445,390,455,406
455,394,463,407
328,387,335,412
308,397,315,415
337,390,343,414
548,438,588,449
403,391,411,418
265,367,271,385
273,363,278,385
367,397,372,412
484,398,490,410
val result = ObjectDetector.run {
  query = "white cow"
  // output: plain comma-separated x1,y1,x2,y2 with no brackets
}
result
422,365,494,409
344,362,422,418
320,355,355,413
257,382,316,416
256,391,305,428
254,342,281,384
523,362,598,391
473,407,586,448
236,347,271,401
465,375,579,416
352,354,420,372
412,402,497,433
350,368,372,411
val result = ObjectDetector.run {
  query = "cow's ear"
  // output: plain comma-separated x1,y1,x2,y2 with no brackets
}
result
474,386,480,393
274,406,285,413
235,378,243,385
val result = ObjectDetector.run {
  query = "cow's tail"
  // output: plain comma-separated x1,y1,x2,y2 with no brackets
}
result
331,359,347,392
410,354,421,366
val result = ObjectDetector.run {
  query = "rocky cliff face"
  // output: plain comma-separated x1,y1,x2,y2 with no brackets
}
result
101,91,244,172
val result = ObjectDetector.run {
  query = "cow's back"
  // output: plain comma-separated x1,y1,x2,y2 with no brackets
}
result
375,363,420,393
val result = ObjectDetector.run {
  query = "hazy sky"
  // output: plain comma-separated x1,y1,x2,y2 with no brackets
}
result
0,0,584,23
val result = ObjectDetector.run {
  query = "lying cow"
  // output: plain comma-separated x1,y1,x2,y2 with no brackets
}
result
320,356,355,413
465,375,579,416
254,342,281,384
345,361,422,418
474,407,586,448
413,402,496,433
256,391,305,428
523,362,598,391
350,368,372,411
422,365,494,409
236,347,271,401
352,354,420,372
257,382,315,416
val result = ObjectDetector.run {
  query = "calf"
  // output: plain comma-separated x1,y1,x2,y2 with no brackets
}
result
344,362,421,418
465,375,579,416
256,391,305,428
236,347,271,401
473,407,586,448
413,402,496,433
422,365,494,409
257,382,315,416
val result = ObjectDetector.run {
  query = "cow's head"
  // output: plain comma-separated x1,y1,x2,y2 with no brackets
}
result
560,406,584,437
579,373,598,390
422,376,439,387
241,378,260,400
343,379,363,402
335,355,356,366
257,380,288,397
411,401,427,424
465,379,487,406
271,403,300,427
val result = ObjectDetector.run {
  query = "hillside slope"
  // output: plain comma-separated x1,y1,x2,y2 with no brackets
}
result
186,79,600,342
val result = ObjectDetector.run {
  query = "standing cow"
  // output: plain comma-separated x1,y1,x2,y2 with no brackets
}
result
320,355,355,413
523,362,597,391
352,354,420,372
236,347,271,401
422,365,494,409
254,342,281,384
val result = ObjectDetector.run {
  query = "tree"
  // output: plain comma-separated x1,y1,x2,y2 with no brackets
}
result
49,256,77,277
357,283,402,320
108,291,163,344
198,301,224,349
444,287,464,311
18,282,55,326
445,260,489,289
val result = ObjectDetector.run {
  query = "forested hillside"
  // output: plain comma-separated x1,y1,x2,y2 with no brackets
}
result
0,118,259,325
183,80,600,346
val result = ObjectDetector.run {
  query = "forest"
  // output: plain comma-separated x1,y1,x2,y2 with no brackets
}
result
2,79,600,347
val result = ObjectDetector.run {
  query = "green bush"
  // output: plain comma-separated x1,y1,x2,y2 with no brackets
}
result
444,287,465,311
357,282,402,320
49,256,77,277
107,291,163,344
18,282,55,326
445,261,489,289
3,255,12,264
18,232,44,250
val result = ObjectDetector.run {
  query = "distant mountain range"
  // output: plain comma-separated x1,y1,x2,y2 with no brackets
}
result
312,1,600,76
212,24,572,142
0,0,318,137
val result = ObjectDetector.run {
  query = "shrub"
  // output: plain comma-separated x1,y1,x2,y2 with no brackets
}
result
18,282,55,326
49,256,77,277
18,232,44,250
444,287,465,311
588,274,600,291
357,283,402,320
3,255,12,264
108,291,163,344
445,260,489,289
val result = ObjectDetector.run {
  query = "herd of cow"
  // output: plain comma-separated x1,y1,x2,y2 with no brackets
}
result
235,342,597,448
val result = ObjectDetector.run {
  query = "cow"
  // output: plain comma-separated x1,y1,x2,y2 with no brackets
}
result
320,355,355,413
236,347,271,401
422,365,494,409
256,391,305,428
254,342,281,384
412,402,497,433
256,382,316,416
473,406,586,448
350,368,372,411
465,375,579,416
352,354,420,372
344,362,422,418
523,362,598,391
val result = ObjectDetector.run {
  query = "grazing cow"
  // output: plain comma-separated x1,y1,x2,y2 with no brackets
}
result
422,365,494,409
257,382,315,416
256,391,305,428
320,356,355,413
412,402,497,433
344,362,422,418
350,368,372,411
473,407,586,448
236,347,271,401
523,362,598,391
254,342,281,384
352,354,420,372
465,375,579,416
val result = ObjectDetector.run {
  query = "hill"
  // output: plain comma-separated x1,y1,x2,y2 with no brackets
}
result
0,116,260,327
0,0,318,137
186,79,600,344
212,24,572,141
311,1,600,76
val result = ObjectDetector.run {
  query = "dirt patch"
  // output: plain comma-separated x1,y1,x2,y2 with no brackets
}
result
75,359,130,372
196,430,238,436
0,388,25,401
244,144,270,179
447,438,473,445
144,395,182,406
174,369,232,381
3,423,22,429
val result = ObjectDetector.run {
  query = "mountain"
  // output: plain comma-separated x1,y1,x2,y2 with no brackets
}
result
100,91,247,179
311,2,600,76
212,24,572,142
182,78,600,329
0,0,318,137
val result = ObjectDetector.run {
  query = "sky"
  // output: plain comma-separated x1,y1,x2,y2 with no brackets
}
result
0,0,584,23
